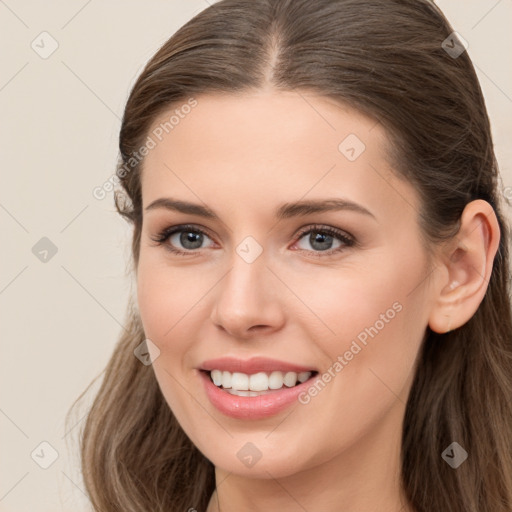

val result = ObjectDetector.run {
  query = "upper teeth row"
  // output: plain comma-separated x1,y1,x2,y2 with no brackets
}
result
210,370,312,391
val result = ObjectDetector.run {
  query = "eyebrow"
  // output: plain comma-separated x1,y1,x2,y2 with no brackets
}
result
145,197,376,220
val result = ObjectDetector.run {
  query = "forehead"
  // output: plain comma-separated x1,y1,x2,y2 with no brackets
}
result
140,90,419,223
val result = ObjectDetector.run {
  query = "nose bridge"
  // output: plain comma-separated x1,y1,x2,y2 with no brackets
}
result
219,250,267,315
211,246,283,336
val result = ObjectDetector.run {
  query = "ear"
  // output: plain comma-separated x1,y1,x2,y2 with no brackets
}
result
428,199,501,334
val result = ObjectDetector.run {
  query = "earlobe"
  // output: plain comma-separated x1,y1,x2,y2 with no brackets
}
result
428,200,500,334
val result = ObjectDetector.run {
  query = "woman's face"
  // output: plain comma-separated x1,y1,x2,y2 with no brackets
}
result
136,90,435,478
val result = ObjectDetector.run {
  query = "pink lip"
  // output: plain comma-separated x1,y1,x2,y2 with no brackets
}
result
199,356,316,374
198,369,317,420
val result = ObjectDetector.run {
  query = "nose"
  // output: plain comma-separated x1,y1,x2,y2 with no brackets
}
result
210,253,286,340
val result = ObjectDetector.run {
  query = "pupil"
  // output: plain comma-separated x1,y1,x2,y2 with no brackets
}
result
311,232,333,251
181,231,203,249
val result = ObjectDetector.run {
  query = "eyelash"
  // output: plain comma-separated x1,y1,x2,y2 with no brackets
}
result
150,223,355,258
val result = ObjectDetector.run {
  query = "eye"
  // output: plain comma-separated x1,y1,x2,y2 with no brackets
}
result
150,224,215,256
150,223,355,257
292,224,355,256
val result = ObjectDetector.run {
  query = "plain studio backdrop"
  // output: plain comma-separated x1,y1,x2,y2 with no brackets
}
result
1,1,511,511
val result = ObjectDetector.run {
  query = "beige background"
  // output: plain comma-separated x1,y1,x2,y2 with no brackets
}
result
1,1,511,510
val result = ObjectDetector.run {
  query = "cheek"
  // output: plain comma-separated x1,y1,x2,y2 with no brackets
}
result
298,247,428,382
136,257,207,429
296,252,424,340
286,257,428,464
136,255,209,341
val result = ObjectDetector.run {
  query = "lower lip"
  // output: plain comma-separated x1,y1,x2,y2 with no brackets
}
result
198,370,316,420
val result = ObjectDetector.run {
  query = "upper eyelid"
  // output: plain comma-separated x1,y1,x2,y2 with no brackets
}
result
159,223,349,236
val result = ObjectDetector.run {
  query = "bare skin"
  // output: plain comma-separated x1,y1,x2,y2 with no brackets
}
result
135,89,500,512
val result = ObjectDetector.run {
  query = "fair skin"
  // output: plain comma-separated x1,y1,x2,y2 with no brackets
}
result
135,89,499,512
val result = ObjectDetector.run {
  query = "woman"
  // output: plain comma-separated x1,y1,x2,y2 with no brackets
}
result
69,0,512,510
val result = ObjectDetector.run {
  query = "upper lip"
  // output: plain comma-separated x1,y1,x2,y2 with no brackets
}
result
199,356,317,374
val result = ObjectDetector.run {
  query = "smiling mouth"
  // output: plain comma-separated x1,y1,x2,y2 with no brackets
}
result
201,369,319,396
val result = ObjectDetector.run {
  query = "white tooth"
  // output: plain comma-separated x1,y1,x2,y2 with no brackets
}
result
298,371,311,383
231,372,249,390
212,369,309,391
249,372,269,391
268,371,284,389
211,369,223,386
283,371,298,387
222,371,232,388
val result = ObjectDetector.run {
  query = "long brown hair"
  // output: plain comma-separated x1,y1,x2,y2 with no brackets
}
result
68,1,512,510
